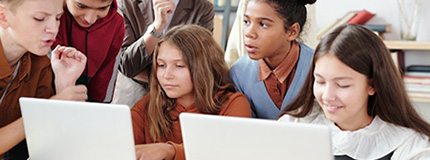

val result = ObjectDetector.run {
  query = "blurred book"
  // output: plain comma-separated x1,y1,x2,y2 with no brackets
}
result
391,51,405,74
363,24,392,33
407,65,430,72
405,72,430,77
317,10,359,40
346,10,375,25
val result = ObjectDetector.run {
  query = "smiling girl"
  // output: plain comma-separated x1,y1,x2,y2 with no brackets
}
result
279,24,430,159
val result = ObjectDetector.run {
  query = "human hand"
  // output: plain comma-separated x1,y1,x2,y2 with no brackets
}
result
152,0,175,32
51,45,86,92
135,143,175,160
50,85,88,101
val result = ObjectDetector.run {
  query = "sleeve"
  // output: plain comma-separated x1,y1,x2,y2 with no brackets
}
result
35,63,54,98
131,95,150,144
167,142,185,160
395,132,430,159
117,1,152,78
220,93,252,118
197,1,215,32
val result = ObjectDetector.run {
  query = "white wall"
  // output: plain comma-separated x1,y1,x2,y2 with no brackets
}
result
315,0,430,41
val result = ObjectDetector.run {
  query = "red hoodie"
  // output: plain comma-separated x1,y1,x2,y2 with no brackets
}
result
53,0,125,102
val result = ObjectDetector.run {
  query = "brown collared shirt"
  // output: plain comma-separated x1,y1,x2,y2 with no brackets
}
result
0,41,54,128
258,41,300,109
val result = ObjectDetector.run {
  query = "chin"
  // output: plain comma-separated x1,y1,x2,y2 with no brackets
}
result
29,48,49,56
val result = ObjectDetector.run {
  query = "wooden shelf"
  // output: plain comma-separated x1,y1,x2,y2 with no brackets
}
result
384,41,430,50
410,97,430,103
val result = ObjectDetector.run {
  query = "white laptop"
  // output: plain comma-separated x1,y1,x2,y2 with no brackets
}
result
19,97,136,160
180,113,333,160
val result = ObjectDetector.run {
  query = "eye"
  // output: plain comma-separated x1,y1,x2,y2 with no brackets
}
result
315,81,325,85
176,64,185,68
56,15,62,21
157,63,166,68
260,22,268,28
337,84,351,88
243,19,249,25
34,17,44,22
98,6,109,11
76,3,87,9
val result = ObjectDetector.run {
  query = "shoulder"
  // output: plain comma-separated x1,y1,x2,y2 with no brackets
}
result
393,128,430,159
230,55,257,73
219,92,252,118
131,94,151,113
298,43,315,59
193,0,214,9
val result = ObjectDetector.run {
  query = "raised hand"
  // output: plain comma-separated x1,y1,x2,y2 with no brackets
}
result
152,0,175,32
51,45,87,93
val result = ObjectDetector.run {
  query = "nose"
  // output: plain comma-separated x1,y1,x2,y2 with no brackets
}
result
321,85,336,103
244,24,257,39
46,18,59,35
84,10,98,25
162,66,174,80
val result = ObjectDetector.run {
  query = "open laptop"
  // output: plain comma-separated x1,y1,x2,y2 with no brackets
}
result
180,113,333,160
19,97,136,160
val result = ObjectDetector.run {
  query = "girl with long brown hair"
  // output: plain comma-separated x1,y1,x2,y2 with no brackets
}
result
130,24,251,160
279,24,430,159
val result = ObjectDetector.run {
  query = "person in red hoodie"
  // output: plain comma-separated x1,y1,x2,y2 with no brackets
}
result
52,0,125,102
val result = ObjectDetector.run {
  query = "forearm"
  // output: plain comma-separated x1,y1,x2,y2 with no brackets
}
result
54,76,75,94
118,35,153,78
0,118,25,154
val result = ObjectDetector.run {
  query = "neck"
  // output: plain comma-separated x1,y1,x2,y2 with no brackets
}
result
264,41,293,70
337,115,374,131
0,29,27,68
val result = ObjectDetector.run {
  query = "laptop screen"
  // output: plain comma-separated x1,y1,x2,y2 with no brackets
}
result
19,97,136,160
180,113,333,160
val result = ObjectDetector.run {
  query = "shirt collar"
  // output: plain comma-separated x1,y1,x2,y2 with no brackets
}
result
0,40,11,79
258,41,300,83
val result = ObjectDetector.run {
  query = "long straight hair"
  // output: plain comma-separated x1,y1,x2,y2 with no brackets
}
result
279,24,430,138
147,25,236,141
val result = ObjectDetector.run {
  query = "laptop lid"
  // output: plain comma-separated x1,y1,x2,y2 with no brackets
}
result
180,113,333,160
19,97,136,160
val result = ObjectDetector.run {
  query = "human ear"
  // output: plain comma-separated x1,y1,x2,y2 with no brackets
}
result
368,85,376,96
286,22,300,41
0,4,9,29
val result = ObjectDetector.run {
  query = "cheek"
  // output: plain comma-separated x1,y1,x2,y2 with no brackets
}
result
313,83,323,99
99,10,109,18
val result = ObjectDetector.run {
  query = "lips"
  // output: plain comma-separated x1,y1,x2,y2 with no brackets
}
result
325,105,343,112
43,39,55,46
245,44,257,53
163,84,177,89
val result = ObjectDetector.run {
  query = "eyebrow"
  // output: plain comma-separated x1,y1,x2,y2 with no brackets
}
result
157,58,183,62
74,1,112,9
314,73,353,81
243,14,275,23
35,11,64,16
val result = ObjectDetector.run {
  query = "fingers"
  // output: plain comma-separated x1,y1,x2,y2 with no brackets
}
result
53,46,87,63
154,0,174,14
51,45,61,60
